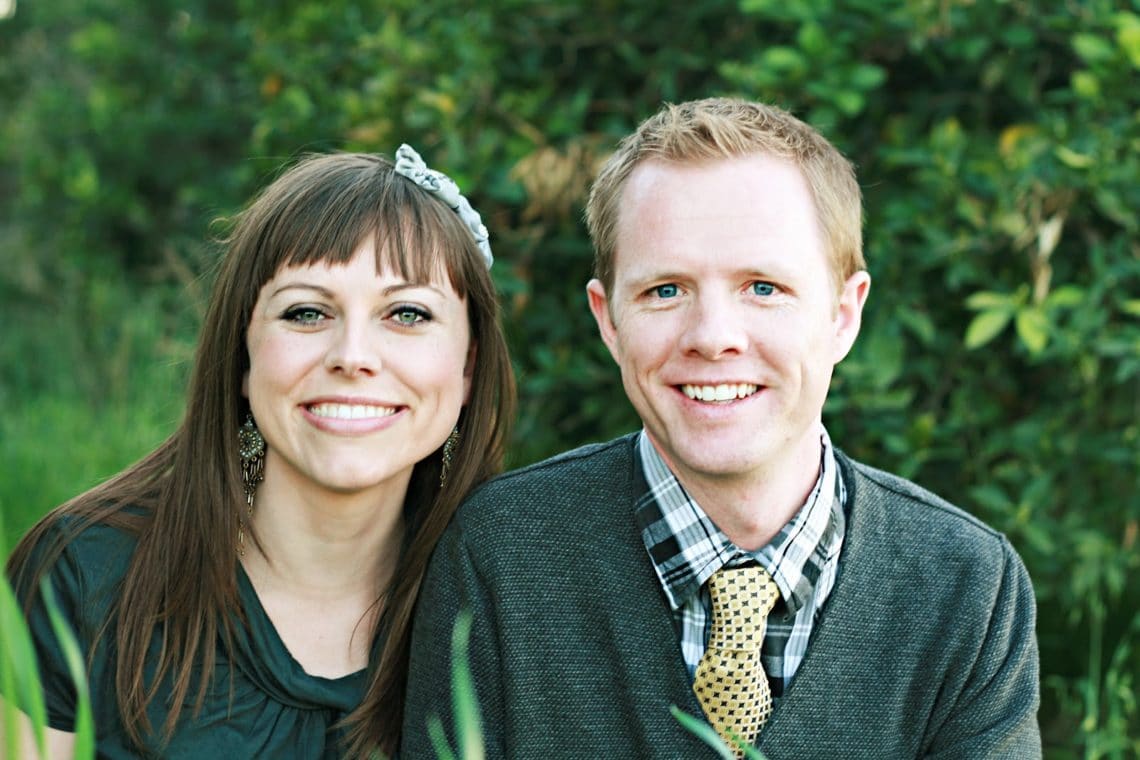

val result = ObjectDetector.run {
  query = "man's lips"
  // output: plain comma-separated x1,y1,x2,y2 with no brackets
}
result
679,383,759,402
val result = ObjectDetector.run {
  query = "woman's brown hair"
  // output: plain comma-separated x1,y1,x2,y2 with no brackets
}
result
7,151,516,757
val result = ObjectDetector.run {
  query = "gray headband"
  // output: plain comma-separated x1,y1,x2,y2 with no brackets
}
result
394,144,493,268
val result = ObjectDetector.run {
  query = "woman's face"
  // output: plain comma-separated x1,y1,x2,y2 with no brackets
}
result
244,241,473,502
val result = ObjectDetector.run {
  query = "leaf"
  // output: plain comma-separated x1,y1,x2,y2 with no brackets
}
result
795,22,828,55
1072,33,1116,63
427,717,457,760
39,580,93,756
1070,70,1101,99
969,483,1013,512
833,90,866,117
897,307,936,346
1015,307,1050,354
850,63,887,90
965,291,1017,311
670,706,771,760
1046,285,1086,309
965,310,1013,349
1117,21,1140,67
1055,145,1095,169
670,706,737,760
450,610,484,760
1121,299,1140,318
1,578,47,760
999,124,1038,156
421,610,483,760
762,46,807,74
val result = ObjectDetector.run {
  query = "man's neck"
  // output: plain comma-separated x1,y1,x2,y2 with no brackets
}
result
668,435,824,552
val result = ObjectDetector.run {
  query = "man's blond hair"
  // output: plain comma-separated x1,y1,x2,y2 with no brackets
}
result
585,98,865,294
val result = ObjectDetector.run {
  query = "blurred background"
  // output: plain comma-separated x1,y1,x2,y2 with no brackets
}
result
1,0,1137,755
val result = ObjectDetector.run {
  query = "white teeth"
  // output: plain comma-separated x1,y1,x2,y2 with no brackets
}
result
308,403,396,420
681,383,758,402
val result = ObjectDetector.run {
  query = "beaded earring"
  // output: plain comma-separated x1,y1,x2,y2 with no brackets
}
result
440,426,460,486
237,414,265,556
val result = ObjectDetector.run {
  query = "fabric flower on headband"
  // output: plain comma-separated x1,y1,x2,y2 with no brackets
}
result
394,144,493,268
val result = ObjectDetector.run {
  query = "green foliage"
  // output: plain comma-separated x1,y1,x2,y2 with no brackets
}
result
2,1,1138,755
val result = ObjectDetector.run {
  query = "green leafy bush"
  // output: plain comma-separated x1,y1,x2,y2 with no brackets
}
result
2,1,1137,755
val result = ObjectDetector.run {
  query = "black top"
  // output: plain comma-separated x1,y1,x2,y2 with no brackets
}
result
22,519,366,758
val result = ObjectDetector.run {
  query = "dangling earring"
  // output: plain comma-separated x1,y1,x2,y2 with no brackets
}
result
440,426,460,486
237,414,265,556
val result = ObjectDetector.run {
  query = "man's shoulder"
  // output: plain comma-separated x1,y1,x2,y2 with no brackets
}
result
473,433,637,495
839,452,1012,561
453,433,639,532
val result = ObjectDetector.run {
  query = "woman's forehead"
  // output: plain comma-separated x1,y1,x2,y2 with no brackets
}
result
264,247,461,297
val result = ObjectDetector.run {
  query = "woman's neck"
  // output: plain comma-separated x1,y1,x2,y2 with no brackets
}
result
238,467,409,678
243,463,407,598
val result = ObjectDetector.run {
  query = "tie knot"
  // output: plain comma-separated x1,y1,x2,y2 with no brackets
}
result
706,566,779,647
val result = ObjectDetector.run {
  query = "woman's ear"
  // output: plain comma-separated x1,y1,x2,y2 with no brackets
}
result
462,342,477,404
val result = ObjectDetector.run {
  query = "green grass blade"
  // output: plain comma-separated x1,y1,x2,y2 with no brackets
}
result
1,575,48,759
1,501,48,760
670,706,736,760
739,738,771,759
427,715,457,760
670,705,770,760
40,579,95,758
450,610,484,760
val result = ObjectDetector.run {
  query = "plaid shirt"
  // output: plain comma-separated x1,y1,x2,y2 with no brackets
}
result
635,428,846,699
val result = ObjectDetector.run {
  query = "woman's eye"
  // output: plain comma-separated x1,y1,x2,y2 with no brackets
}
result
282,306,326,325
391,306,430,325
653,284,680,299
751,281,777,296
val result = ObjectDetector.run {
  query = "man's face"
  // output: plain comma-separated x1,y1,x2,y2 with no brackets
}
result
587,155,869,495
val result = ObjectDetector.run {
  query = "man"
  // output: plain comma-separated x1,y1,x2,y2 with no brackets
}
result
401,98,1041,759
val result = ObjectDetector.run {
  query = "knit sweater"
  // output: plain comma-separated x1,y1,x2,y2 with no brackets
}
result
401,435,1041,759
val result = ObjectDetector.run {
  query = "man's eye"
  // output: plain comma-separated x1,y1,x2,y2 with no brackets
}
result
653,284,679,299
282,306,326,324
751,282,776,296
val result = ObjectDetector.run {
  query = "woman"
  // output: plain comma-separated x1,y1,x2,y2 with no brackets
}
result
6,146,515,757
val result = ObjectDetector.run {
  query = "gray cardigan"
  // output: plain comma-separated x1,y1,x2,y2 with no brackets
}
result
402,435,1041,758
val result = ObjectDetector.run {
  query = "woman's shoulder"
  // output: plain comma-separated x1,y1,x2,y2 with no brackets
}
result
16,510,141,606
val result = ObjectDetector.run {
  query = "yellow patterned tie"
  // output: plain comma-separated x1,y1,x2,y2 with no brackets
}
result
692,565,780,757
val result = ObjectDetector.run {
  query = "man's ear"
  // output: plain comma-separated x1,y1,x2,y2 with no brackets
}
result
832,271,871,364
586,278,621,363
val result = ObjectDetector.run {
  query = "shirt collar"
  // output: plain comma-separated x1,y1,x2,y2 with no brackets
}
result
635,429,846,615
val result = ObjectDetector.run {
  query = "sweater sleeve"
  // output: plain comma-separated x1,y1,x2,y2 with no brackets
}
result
401,520,507,759
924,537,1042,759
